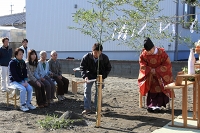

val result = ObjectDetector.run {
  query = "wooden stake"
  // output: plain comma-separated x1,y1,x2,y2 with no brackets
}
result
96,75,102,127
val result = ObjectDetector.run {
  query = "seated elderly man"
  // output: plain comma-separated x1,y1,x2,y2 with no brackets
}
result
48,50,69,101
9,48,36,111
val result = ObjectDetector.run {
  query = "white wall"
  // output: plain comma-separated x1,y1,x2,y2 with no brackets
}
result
26,0,198,61
26,0,132,52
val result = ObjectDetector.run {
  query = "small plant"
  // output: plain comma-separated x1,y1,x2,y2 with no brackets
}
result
182,66,188,74
181,66,200,81
184,0,197,4
38,114,83,130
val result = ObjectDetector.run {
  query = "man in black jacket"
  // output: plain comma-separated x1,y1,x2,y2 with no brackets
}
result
0,37,12,92
80,43,111,115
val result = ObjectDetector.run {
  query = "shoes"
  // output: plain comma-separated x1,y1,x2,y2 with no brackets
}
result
147,106,161,113
154,106,161,113
20,104,29,112
48,99,54,103
82,109,91,115
48,99,52,104
2,88,10,93
57,95,66,101
147,107,153,113
43,103,48,107
61,95,66,100
37,105,44,108
57,95,63,101
27,103,36,110
52,96,57,99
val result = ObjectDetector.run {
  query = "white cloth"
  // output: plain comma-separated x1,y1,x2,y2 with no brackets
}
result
19,46,30,61
0,66,10,91
153,47,158,55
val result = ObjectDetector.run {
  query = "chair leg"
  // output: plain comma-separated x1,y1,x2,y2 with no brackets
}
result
14,94,17,109
168,98,171,110
139,92,142,108
56,85,58,97
193,81,196,119
72,81,78,94
6,92,9,107
32,87,35,96
72,81,74,94
171,90,174,126
143,96,146,108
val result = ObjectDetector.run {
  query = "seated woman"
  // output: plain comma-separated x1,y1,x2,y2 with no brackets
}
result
34,51,56,104
8,48,36,112
48,50,69,101
26,49,48,108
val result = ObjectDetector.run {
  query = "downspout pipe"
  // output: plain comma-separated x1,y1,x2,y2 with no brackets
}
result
174,0,179,61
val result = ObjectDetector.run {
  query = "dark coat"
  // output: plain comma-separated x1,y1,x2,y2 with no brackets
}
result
9,59,28,83
0,46,12,66
80,52,111,79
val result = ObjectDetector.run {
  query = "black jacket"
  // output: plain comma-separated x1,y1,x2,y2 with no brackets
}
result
0,46,12,66
80,52,111,79
8,59,28,83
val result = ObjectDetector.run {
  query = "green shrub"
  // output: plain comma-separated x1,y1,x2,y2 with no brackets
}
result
38,114,82,130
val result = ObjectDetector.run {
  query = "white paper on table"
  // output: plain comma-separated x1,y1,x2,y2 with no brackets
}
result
73,67,80,71
188,49,195,74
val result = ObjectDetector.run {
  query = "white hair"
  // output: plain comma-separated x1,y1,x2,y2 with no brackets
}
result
39,50,47,56
50,50,57,55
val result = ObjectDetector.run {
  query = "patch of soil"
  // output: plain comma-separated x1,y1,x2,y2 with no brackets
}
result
0,74,189,133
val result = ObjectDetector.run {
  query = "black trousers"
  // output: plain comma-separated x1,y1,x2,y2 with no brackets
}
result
28,80,47,105
53,76,69,95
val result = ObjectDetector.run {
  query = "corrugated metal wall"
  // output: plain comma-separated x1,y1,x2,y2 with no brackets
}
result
26,0,178,51
26,0,199,60
27,0,85,51
26,0,132,52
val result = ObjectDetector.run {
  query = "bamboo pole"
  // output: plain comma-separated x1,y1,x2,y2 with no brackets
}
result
96,75,102,127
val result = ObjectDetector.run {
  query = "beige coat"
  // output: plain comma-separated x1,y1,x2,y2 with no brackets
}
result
26,61,37,82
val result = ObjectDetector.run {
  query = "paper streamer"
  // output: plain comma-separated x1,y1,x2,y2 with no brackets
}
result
112,27,116,39
122,30,127,40
131,29,135,37
172,24,175,35
190,14,198,33
162,23,170,31
138,22,147,35
118,25,126,39
160,23,171,33
159,22,162,33
190,23,194,33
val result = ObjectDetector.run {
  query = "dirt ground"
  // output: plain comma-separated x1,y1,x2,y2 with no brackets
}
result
0,74,193,133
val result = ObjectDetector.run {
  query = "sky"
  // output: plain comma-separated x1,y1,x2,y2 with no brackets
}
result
0,0,25,16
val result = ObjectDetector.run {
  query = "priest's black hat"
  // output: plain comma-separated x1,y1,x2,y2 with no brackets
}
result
144,37,154,51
